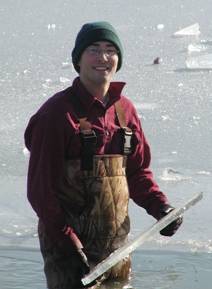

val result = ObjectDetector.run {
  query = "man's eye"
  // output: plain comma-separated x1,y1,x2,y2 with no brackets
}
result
90,48,98,53
107,49,117,54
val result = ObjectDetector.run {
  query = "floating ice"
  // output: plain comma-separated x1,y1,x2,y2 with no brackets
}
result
192,116,200,120
186,53,212,69
154,238,212,253
59,76,70,83
2,229,12,234
161,115,171,121
45,78,52,84
187,43,207,53
42,78,53,89
47,24,56,31
157,24,164,30
173,23,200,37
135,102,157,111
200,39,212,45
61,62,72,69
23,147,30,157
123,285,134,289
160,168,191,182
197,170,211,176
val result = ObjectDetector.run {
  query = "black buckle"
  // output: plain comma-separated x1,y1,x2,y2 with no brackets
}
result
80,130,97,144
121,127,133,155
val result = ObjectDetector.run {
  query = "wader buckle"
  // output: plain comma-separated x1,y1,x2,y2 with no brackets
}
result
121,127,133,155
80,130,97,142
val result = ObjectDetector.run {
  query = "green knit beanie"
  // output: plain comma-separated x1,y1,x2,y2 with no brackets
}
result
72,21,123,73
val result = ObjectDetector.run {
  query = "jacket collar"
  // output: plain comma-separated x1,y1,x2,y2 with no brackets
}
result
71,77,126,113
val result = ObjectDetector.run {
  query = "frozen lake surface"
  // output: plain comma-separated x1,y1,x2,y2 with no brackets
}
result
0,0,212,288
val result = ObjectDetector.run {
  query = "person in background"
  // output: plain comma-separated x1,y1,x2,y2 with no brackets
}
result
24,21,183,289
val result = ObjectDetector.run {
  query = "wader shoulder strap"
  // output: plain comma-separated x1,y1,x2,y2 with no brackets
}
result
114,100,133,155
68,89,97,170
79,118,97,171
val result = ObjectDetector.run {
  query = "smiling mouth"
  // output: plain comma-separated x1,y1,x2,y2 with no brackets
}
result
93,66,109,72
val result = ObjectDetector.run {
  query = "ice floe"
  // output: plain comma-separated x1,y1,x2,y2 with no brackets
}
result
186,53,212,69
173,23,200,37
157,24,165,31
160,168,192,182
187,43,207,53
47,24,56,31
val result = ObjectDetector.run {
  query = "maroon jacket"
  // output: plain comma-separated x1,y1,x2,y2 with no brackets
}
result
24,77,168,240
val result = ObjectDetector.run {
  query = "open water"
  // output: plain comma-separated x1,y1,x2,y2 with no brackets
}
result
0,0,212,288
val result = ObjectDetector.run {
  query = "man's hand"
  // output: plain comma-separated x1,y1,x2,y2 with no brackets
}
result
158,204,183,236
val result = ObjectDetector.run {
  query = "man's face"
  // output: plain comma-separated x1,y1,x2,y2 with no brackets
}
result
78,41,119,87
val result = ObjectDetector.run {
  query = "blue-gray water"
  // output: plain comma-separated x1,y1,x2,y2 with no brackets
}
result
0,0,212,288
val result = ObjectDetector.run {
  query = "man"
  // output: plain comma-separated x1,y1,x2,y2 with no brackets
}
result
24,21,182,289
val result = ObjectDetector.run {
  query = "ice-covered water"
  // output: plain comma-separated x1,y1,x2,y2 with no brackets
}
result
1,0,212,288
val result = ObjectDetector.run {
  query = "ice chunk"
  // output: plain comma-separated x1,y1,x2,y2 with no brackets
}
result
81,192,203,286
61,62,72,69
186,53,212,69
187,43,207,53
161,115,171,121
23,147,30,157
173,23,200,37
197,171,211,175
47,24,56,31
59,76,70,83
157,24,164,30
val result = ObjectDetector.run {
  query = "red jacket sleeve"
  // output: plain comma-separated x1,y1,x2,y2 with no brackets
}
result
126,105,169,220
25,112,69,241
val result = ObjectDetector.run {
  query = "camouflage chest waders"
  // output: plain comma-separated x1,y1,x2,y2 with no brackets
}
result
39,155,131,289
38,99,133,289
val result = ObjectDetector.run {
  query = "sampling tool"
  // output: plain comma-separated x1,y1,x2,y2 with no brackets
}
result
64,226,90,272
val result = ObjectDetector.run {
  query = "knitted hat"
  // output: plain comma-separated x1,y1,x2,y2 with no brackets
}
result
72,21,123,72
